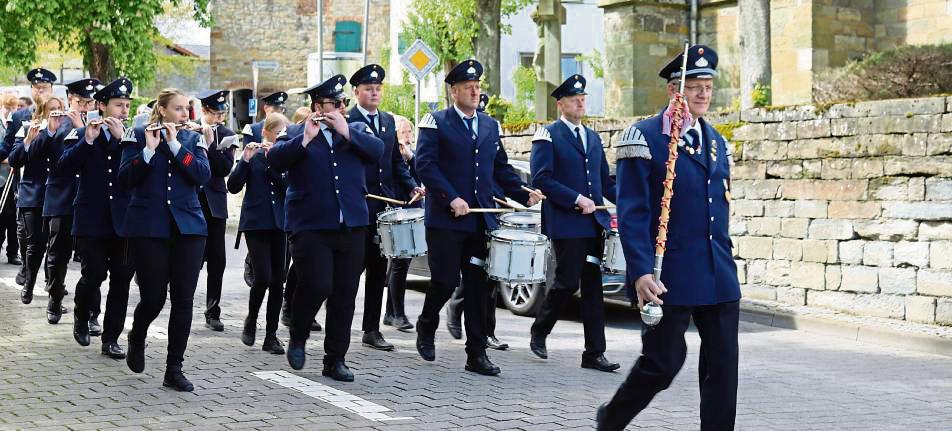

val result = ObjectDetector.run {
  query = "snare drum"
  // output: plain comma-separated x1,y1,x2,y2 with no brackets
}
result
498,212,542,234
601,229,626,273
376,208,427,258
486,229,548,284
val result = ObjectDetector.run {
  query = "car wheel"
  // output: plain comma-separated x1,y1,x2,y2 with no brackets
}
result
499,281,544,317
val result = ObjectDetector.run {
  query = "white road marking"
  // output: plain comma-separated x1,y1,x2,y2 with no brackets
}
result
252,370,414,422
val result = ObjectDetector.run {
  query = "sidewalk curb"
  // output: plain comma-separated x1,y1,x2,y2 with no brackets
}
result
739,301,952,358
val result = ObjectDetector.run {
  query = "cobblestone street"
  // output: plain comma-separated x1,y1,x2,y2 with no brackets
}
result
0,233,950,430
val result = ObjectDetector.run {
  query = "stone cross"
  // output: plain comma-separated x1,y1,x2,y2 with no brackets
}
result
532,0,565,121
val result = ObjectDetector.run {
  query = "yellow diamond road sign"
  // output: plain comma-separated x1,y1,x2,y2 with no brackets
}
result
400,39,439,81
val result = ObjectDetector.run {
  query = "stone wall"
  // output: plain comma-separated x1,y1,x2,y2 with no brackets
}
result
729,96,952,325
209,0,390,94
500,96,952,326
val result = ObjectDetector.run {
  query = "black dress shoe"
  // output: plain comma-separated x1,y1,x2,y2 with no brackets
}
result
416,328,435,361
487,336,509,351
362,331,394,351
582,354,621,372
126,337,145,373
392,315,414,332
163,369,194,392
47,300,62,324
262,332,284,355
73,321,90,347
8,255,21,265
445,309,462,340
15,270,25,286
88,318,102,337
287,339,306,370
465,354,501,376
101,341,126,359
205,317,224,332
321,360,354,382
19,287,32,304
311,319,322,332
241,317,255,346
382,313,394,327
529,332,548,359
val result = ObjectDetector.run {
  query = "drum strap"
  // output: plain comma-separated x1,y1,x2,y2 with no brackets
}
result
586,255,602,265
469,256,486,267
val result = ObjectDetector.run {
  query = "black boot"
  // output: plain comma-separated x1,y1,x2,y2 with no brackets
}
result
465,354,501,376
241,316,256,346
73,319,90,346
126,333,145,373
163,366,194,392
321,358,354,382
529,330,548,359
19,286,32,304
262,332,284,355
47,298,62,324
287,339,306,370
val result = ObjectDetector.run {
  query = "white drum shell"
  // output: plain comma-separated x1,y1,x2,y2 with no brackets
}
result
602,229,626,273
377,208,427,258
487,229,548,283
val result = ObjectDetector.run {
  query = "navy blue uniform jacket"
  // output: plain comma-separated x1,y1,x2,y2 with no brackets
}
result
59,127,131,237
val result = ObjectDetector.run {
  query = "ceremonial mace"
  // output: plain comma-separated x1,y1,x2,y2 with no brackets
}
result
641,41,691,327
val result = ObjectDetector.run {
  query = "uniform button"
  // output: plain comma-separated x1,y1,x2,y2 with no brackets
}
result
586,170,590,174
167,200,171,205
709,235,713,240
271,191,274,195
168,173,172,177
475,162,479,167
710,217,714,222
46,168,50,172
108,169,112,173
107,156,112,160
475,176,479,181
474,190,478,194
271,200,275,204
475,149,479,154
108,182,112,187
330,150,334,154
708,198,712,203
379,168,383,173
335,190,340,194
109,196,113,200
585,158,589,163
335,176,339,180
75,174,80,178
167,187,172,191
588,181,592,185
707,179,711,185
333,162,337,167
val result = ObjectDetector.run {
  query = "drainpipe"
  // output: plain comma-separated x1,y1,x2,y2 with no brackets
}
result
689,0,699,45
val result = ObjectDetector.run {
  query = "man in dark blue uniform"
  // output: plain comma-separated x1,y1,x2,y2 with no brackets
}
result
346,64,422,351
59,78,136,357
528,75,619,372
414,59,543,376
267,75,384,381
242,91,287,145
597,45,740,431
9,68,63,306
35,78,101,324
195,89,237,332
3,68,57,295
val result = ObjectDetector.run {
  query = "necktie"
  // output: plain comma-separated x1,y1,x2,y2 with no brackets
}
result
464,117,476,141
686,129,700,154
367,114,379,135
574,126,586,152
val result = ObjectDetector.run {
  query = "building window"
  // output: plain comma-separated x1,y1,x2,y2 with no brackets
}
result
398,32,412,54
518,53,583,81
334,21,362,53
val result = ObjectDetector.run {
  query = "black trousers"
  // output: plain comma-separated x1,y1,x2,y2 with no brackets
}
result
200,193,226,320
127,229,206,368
601,300,740,431
0,197,18,259
532,237,607,357
385,257,411,319
288,228,365,362
419,227,491,357
448,280,499,336
245,230,286,333
361,230,388,332
17,207,47,291
44,215,73,302
73,236,134,344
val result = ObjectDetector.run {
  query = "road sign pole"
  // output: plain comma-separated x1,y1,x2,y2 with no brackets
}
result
415,78,421,131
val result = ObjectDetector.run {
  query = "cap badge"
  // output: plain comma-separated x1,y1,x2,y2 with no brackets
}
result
574,81,583,89
370,71,379,78
466,67,476,75
118,85,128,93
695,57,709,68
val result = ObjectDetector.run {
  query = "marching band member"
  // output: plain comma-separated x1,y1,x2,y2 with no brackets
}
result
119,88,211,392
347,64,422,351
528,75,619,372
9,93,63,306
267,75,383,380
413,59,543,376
242,91,287,145
35,78,102,325
228,112,288,354
383,115,417,332
59,78,135,358
598,46,740,431
195,90,238,332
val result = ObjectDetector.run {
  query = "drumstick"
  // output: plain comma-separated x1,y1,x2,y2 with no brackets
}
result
468,208,516,214
407,191,422,205
493,197,515,208
366,193,407,206
521,185,545,199
575,204,616,211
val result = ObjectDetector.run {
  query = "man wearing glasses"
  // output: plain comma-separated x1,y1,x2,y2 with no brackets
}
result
268,74,384,381
196,90,238,332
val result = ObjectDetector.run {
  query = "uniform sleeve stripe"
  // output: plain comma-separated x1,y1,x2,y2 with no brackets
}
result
532,127,552,143
241,124,253,136
418,113,437,129
616,144,652,160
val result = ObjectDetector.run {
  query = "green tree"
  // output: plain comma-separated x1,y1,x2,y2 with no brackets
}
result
0,0,211,86
403,0,531,103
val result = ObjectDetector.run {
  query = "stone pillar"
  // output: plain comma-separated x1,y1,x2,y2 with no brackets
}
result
532,0,564,121
739,0,771,110
768,0,815,106
475,0,502,96
599,0,688,117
